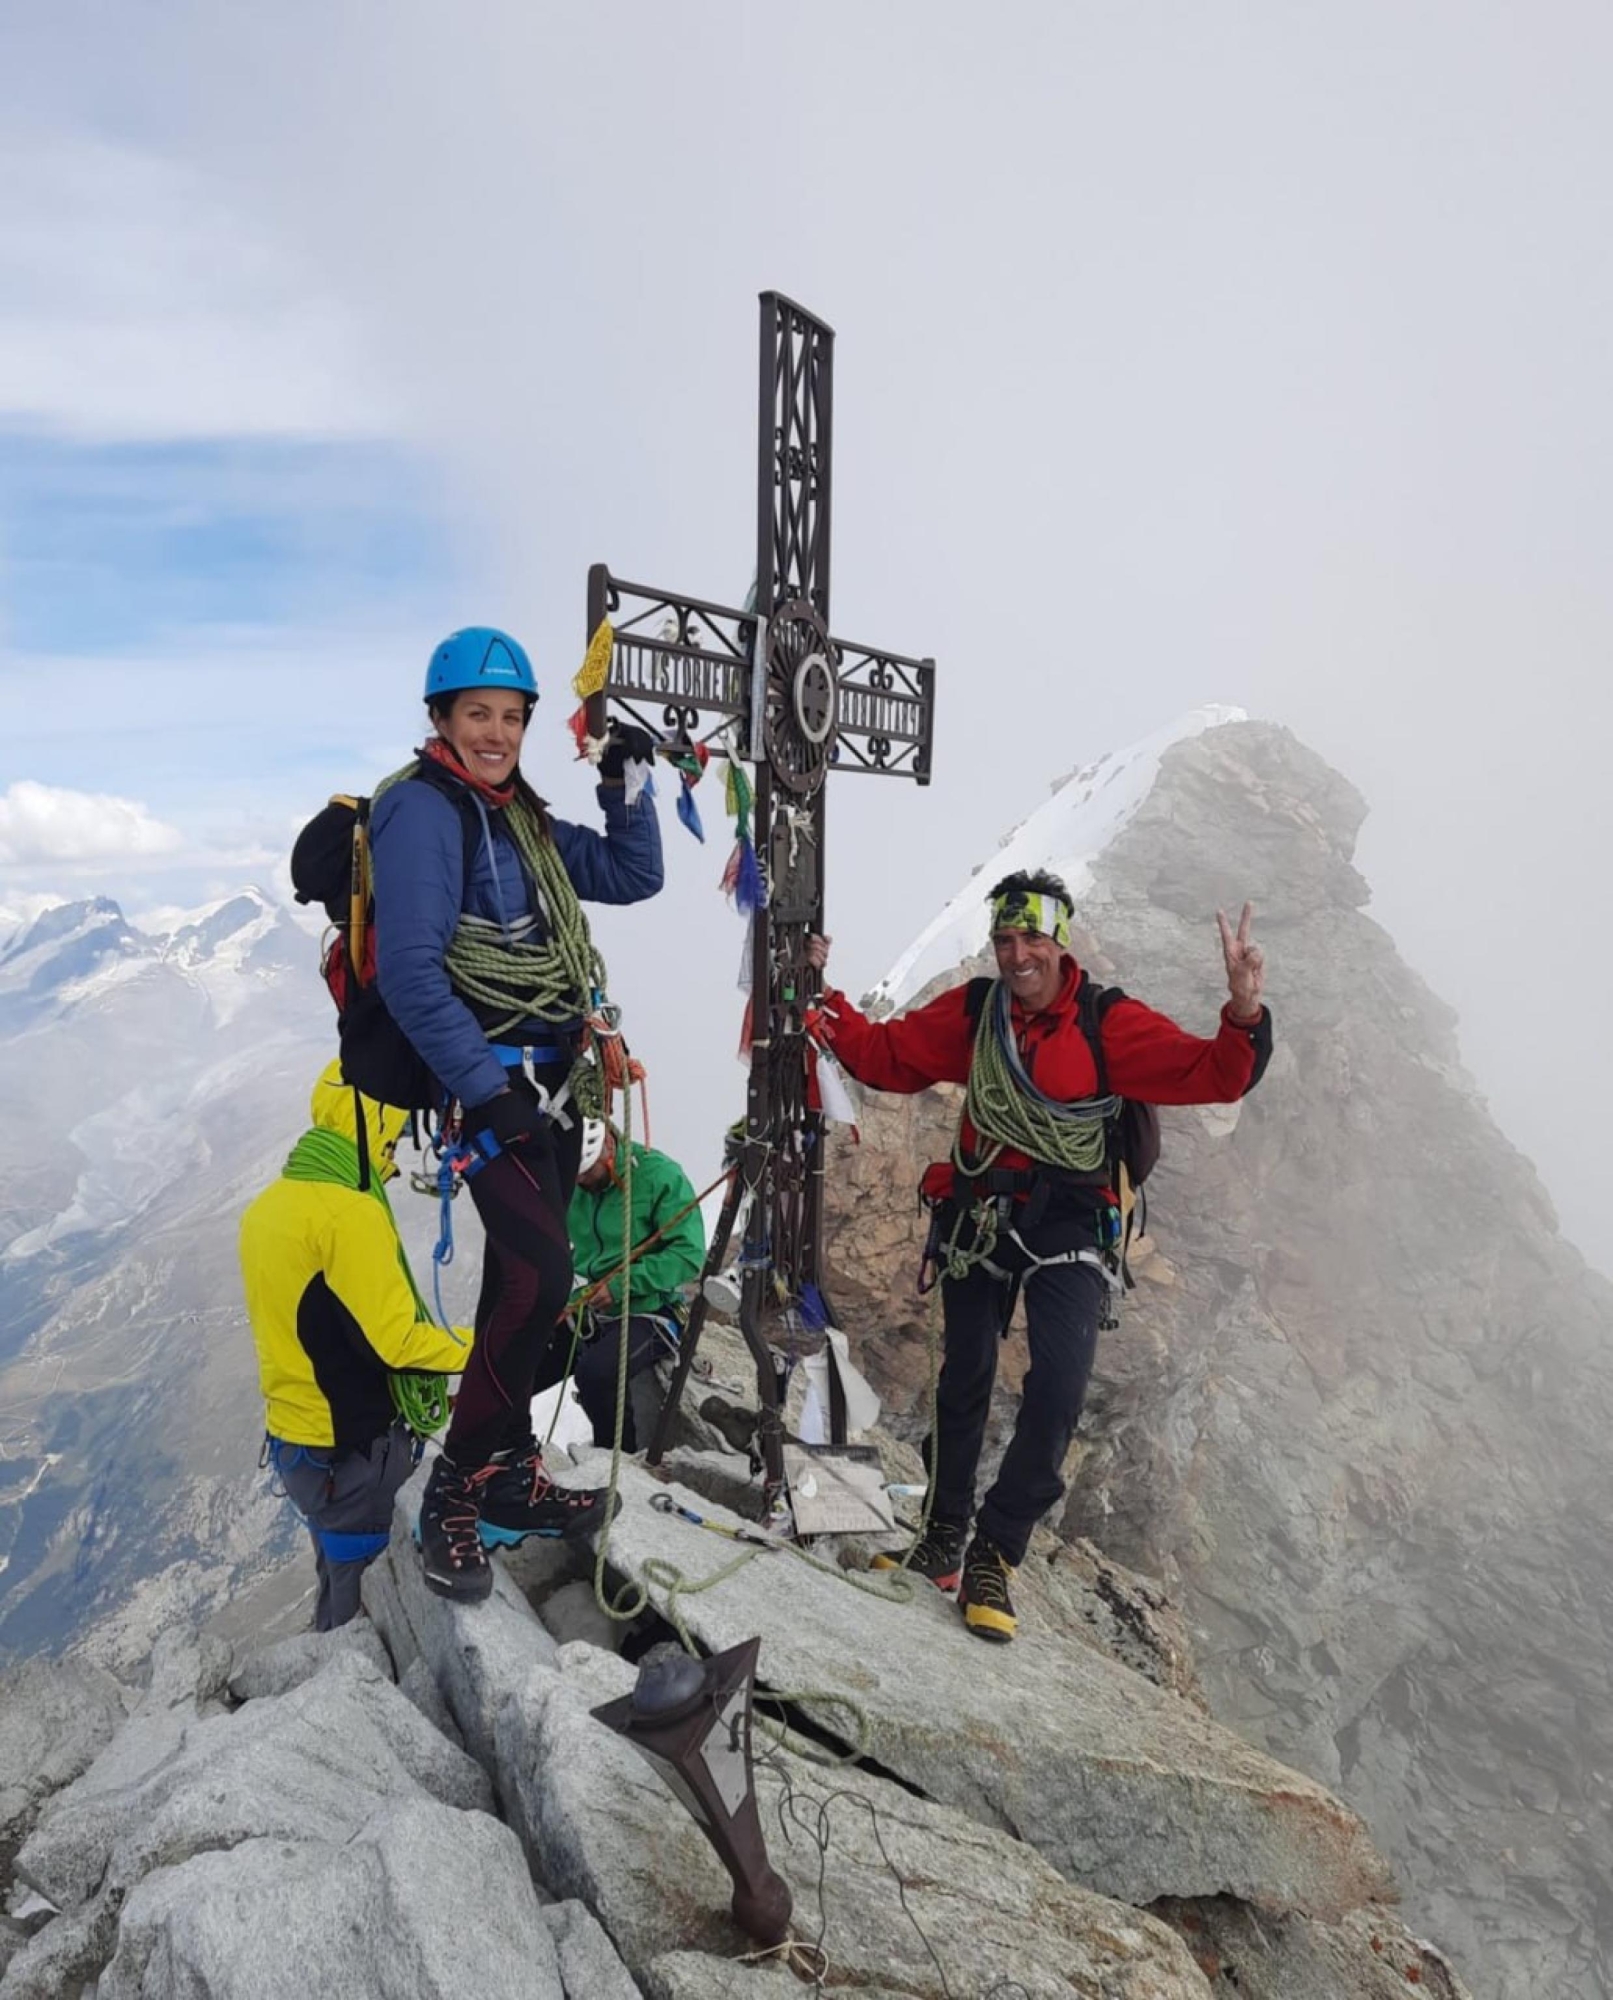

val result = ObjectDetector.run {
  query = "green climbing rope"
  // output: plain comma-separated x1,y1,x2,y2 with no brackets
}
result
939,978,1116,1279
591,1061,645,1627
389,1369,452,1436
573,1069,932,1767
373,759,608,1036
957,979,1111,1178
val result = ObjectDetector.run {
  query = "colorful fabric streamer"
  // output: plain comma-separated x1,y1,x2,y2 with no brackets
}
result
568,618,614,755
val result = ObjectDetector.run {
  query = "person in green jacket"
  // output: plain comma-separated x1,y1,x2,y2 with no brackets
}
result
239,1062,473,1630
539,1119,706,1449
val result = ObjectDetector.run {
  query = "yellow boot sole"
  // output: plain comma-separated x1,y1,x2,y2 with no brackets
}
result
961,1597,1016,1642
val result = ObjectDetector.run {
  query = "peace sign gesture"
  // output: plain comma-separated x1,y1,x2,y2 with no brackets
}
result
1217,902,1266,1022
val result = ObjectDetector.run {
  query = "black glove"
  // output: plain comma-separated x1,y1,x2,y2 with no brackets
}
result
598,722,658,782
462,1087,539,1154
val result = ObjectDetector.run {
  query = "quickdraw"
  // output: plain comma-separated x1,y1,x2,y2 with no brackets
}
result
649,1491,786,1550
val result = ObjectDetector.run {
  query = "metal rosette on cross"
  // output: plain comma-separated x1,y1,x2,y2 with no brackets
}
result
763,598,840,795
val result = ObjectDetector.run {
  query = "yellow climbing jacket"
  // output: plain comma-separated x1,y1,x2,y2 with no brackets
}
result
239,1064,472,1449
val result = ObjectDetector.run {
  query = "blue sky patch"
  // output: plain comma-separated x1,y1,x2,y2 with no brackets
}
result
0,430,454,655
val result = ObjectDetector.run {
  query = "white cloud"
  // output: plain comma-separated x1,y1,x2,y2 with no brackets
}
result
0,131,392,440
0,889,65,943
0,780,183,868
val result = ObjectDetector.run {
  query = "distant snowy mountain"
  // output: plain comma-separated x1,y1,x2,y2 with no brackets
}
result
1,888,316,1266
0,885,397,1660
0,887,306,1034
867,704,1245,1011
0,896,146,1020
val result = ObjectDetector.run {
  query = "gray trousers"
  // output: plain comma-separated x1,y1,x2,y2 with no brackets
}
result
269,1422,418,1631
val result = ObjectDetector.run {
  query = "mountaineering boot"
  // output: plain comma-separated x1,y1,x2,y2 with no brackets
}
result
871,1519,966,1591
416,1452,495,1603
700,1394,760,1456
476,1443,618,1547
958,1533,1017,1642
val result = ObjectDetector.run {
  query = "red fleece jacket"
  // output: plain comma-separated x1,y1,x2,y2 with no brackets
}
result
815,959,1269,1197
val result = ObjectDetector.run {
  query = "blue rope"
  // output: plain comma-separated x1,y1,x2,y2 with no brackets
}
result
432,1150,460,1327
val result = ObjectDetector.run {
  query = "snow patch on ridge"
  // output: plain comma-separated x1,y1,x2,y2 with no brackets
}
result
867,705,1245,1013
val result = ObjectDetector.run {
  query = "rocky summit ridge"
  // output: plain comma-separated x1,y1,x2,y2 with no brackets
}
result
822,717,1613,2000
1,715,1601,1997
0,1368,1469,1999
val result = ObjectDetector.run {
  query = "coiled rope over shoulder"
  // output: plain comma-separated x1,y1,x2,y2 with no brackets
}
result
374,760,608,1037
942,978,1120,1280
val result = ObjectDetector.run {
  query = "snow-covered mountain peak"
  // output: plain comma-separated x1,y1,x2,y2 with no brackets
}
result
156,888,282,971
0,897,143,1008
0,884,307,1030
867,704,1246,1012
1,895,132,964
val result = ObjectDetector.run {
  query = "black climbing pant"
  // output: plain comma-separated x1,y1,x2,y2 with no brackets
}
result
532,1312,676,1450
444,1112,584,1467
927,1201,1107,1566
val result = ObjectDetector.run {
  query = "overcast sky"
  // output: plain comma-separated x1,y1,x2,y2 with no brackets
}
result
3,2,1610,1270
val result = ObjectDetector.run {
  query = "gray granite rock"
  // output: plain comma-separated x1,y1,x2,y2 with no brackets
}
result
0,1659,126,1877
643,1959,896,1999
397,1656,463,1748
15,1651,490,1911
1154,1897,1474,1998
506,1644,1214,1997
0,1887,116,2000
1,1891,52,1939
571,1455,1391,1921
360,1467,561,1776
97,1800,570,1999
137,1627,233,1717
227,1614,393,1701
539,1897,641,2000
536,1579,625,1653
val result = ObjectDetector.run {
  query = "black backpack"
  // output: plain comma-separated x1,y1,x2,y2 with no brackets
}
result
290,775,474,1113
963,973,1162,1194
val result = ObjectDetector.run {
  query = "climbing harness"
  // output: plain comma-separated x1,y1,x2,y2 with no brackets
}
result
490,1042,576,1126
928,976,1127,1291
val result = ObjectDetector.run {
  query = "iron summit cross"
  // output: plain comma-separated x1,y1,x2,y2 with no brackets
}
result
583,291,935,1505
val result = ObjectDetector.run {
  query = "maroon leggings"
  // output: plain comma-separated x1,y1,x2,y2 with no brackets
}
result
445,1113,583,1465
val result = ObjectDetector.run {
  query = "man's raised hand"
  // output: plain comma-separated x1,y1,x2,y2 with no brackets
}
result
1217,902,1265,1022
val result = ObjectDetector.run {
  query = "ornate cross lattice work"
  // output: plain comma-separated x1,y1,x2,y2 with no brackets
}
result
585,293,935,1505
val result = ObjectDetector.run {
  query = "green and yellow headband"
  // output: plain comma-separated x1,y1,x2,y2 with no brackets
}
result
989,888,1072,949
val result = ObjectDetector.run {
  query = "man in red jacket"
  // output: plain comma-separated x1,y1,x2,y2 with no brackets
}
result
806,868,1270,1643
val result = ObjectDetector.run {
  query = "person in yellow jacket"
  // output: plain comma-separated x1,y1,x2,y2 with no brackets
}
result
239,1062,472,1630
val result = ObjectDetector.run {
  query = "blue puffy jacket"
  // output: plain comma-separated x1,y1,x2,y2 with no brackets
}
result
370,768,663,1109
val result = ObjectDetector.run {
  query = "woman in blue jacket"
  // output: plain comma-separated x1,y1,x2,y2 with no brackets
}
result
370,625,662,1602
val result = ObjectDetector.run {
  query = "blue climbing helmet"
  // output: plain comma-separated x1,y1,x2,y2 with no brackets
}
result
423,627,538,703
